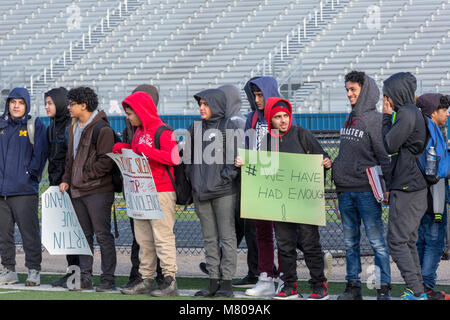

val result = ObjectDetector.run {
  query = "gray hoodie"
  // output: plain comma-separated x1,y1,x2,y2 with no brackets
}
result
186,89,239,201
332,75,391,192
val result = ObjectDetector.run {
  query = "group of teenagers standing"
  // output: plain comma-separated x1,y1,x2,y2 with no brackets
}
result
0,70,448,301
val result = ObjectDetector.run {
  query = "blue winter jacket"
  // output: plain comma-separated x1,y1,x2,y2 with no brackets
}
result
0,88,48,196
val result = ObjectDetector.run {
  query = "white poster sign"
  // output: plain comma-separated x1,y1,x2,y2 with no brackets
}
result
108,148,164,220
41,186,92,256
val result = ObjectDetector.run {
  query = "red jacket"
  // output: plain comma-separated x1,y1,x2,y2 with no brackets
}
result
122,92,180,192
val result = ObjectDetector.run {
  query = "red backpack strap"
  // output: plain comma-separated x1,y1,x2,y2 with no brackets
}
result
251,111,258,128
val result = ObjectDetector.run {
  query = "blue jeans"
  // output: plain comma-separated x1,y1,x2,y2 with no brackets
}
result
338,192,391,286
417,207,448,289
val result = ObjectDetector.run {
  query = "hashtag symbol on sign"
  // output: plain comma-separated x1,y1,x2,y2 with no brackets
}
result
245,165,257,176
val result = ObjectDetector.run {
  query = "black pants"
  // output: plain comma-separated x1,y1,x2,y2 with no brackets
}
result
274,221,326,285
72,192,116,282
0,195,41,271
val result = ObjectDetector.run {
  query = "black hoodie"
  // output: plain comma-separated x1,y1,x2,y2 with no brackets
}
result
45,87,70,186
332,75,391,192
186,89,239,201
382,72,428,192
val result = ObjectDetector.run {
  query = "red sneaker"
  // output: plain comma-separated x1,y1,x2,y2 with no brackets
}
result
273,281,301,300
308,282,329,300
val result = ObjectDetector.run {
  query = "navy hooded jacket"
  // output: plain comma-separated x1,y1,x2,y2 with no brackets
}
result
243,76,295,149
0,88,48,196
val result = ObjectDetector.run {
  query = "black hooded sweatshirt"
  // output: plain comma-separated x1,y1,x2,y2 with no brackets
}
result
46,87,71,186
185,89,239,201
382,72,428,192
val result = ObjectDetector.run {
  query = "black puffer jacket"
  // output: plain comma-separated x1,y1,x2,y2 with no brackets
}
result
382,72,428,192
46,87,71,186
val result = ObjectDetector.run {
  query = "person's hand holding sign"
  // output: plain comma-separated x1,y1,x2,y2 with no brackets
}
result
234,156,244,167
321,157,332,169
59,182,69,194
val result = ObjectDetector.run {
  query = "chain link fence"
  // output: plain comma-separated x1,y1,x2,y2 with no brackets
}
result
20,130,390,267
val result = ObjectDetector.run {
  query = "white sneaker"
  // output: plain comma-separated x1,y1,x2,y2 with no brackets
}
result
324,251,333,281
275,273,285,294
245,272,275,297
0,269,18,285
25,269,40,286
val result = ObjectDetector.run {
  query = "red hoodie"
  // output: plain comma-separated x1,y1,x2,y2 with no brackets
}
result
263,97,293,137
122,92,180,192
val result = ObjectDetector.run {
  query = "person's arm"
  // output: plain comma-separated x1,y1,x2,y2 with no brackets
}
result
220,120,240,182
302,128,332,169
382,108,414,155
133,130,180,166
87,126,115,179
26,118,48,181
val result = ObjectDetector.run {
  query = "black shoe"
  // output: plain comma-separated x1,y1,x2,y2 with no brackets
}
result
442,252,450,260
337,281,363,300
69,276,93,291
95,279,116,292
51,273,72,288
156,272,165,287
377,284,391,300
232,275,258,288
425,287,446,300
120,276,142,289
194,278,220,297
121,278,154,295
199,262,209,275
214,280,234,298
150,275,178,297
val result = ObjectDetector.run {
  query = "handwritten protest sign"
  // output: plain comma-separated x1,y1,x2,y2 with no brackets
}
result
107,148,164,220
240,149,326,226
41,186,92,255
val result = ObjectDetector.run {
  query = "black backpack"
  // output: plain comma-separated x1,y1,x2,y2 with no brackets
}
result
154,125,193,207
92,120,123,193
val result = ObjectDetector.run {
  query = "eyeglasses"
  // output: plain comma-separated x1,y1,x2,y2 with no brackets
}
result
68,101,79,108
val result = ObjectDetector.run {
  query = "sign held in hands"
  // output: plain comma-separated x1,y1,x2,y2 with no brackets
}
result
41,186,92,256
108,148,164,220
240,149,326,226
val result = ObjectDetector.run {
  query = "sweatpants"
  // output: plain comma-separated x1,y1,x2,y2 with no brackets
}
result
0,195,41,271
134,192,177,279
195,193,237,281
274,221,326,285
387,189,427,294
71,192,116,282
